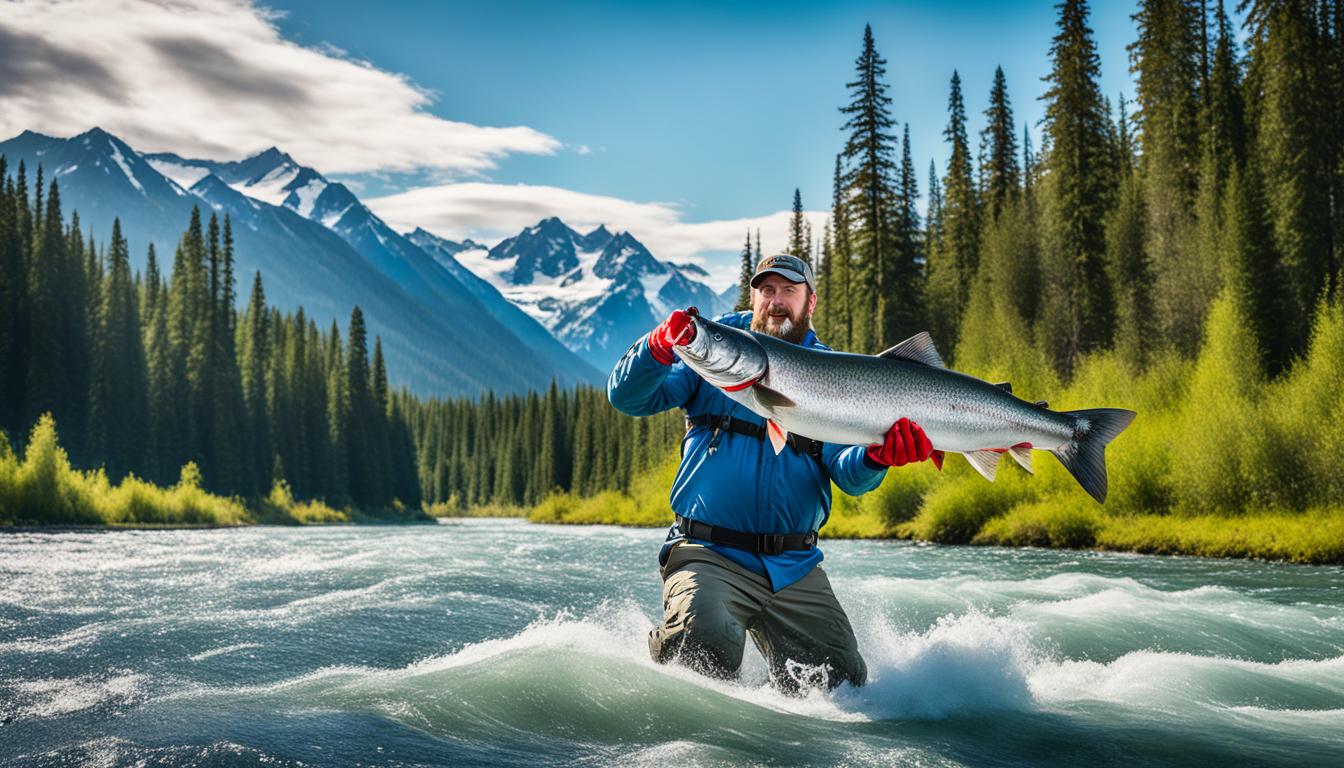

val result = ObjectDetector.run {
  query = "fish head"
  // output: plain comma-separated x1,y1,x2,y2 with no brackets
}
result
673,311,769,390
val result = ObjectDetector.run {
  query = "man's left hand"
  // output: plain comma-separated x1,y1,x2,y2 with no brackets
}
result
865,417,933,467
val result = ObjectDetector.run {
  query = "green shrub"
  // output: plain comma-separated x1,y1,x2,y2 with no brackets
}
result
974,499,1102,548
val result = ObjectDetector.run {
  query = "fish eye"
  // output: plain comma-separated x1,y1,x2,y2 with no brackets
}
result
713,332,722,341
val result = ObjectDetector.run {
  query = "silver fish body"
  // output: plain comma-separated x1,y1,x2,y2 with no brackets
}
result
673,312,1136,503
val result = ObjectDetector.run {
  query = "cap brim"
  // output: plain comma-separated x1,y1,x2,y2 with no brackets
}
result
750,268,809,288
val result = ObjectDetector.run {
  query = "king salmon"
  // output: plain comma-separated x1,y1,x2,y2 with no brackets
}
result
672,308,1136,503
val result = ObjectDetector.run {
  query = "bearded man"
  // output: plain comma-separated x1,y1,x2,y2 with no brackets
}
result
607,252,933,691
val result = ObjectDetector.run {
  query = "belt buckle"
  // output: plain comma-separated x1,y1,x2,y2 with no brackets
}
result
760,534,785,555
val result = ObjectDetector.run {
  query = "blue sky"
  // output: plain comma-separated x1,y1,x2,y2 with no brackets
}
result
265,0,1147,220
2,0,1245,288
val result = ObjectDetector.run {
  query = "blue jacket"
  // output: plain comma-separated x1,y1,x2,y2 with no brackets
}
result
607,311,887,591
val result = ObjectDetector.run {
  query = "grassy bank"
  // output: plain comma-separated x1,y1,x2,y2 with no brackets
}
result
0,414,429,527
518,295,1344,565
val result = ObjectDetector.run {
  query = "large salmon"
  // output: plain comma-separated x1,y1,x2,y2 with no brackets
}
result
672,308,1136,503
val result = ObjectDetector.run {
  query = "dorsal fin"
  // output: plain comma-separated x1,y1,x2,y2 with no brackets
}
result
993,381,1013,394
877,332,946,368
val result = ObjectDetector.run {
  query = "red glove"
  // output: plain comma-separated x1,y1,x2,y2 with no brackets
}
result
866,417,934,467
647,309,696,365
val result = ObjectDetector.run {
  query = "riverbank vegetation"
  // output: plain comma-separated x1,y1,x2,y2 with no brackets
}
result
0,413,427,527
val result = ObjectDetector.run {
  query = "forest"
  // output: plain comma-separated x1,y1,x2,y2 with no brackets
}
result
2,0,1341,562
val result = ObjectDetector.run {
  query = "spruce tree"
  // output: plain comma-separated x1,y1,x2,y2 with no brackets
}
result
89,218,148,479
829,155,854,349
736,230,753,311
839,24,901,353
981,66,1021,219
928,70,981,352
1131,0,1207,354
788,188,810,262
1243,0,1336,351
1039,0,1116,376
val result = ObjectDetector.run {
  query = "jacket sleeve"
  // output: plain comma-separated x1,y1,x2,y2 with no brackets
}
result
607,333,698,416
823,442,888,496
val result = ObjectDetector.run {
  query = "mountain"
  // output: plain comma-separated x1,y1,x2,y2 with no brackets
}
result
0,128,600,395
148,148,602,386
450,217,733,370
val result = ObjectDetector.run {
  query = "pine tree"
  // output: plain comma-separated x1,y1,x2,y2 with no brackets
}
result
1243,0,1336,352
88,218,148,479
928,70,981,352
242,272,271,494
891,123,924,340
981,66,1021,219
839,24,901,353
736,230,753,311
788,188,810,262
1038,0,1116,376
829,155,854,349
1131,0,1208,354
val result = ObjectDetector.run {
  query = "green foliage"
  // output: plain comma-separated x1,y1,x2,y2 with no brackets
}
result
1094,510,1344,565
0,413,247,527
974,498,1102,549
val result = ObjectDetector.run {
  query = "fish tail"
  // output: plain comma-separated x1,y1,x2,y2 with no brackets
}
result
1050,408,1137,503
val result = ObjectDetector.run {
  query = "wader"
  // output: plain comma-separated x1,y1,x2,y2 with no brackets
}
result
649,541,867,692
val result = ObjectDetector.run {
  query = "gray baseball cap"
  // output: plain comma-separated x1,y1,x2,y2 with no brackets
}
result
750,253,815,292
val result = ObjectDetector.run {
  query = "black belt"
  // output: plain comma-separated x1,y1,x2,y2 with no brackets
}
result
676,515,818,555
685,413,826,469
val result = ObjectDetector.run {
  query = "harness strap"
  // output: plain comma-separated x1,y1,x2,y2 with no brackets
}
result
685,414,826,470
675,515,818,556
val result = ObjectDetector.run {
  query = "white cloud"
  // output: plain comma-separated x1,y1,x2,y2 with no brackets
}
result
0,0,559,174
365,182,830,291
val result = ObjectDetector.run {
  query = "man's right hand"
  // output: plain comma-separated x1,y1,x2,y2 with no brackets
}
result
647,310,696,365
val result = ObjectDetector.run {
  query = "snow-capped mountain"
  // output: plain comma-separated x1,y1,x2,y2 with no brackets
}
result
449,217,732,370
144,147,601,385
0,128,602,395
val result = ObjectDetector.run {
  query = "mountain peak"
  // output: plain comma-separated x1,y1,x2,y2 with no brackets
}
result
248,146,294,166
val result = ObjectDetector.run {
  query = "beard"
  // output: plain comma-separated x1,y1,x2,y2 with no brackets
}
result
751,306,811,344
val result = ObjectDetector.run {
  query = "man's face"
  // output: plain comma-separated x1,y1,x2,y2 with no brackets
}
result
750,274,816,344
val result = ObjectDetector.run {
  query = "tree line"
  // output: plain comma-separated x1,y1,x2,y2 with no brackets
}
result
745,0,1341,384
0,162,419,510
403,384,683,510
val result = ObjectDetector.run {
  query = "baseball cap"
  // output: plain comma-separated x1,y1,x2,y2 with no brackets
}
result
750,253,815,292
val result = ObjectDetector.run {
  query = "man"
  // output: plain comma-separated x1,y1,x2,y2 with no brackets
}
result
607,252,933,692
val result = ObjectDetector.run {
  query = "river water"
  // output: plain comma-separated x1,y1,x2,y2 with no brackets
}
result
1,519,1341,767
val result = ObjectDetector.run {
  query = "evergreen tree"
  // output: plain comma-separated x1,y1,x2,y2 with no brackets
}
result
88,219,148,479
928,70,981,352
981,66,1021,219
839,24,901,353
829,155,854,349
736,230,753,311
1131,0,1207,354
1106,169,1158,368
1243,0,1336,352
891,123,924,340
242,272,272,494
787,188,810,262
1039,0,1116,376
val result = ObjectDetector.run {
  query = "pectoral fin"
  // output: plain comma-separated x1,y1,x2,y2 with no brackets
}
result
765,419,788,455
752,382,796,409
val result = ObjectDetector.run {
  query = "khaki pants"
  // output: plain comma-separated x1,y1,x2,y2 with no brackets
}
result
648,542,867,691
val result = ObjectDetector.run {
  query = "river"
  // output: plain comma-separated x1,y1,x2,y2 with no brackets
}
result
1,519,1341,766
